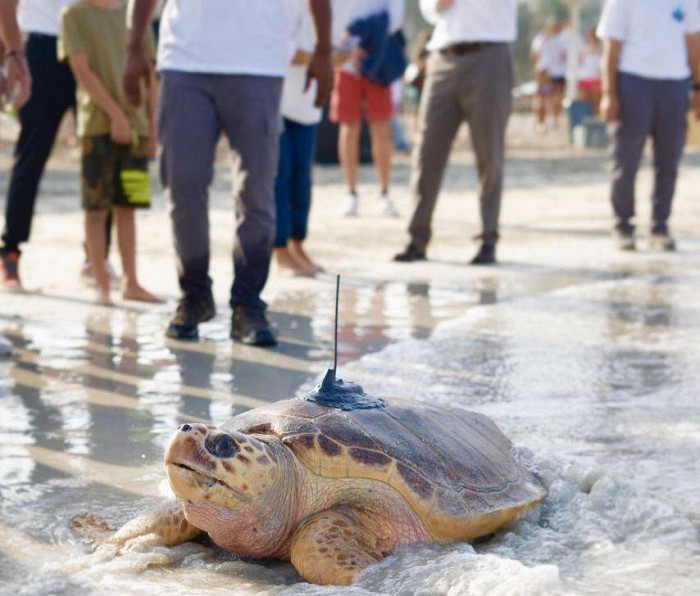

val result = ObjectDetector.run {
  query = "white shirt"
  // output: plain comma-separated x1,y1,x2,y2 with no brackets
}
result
579,45,602,81
597,0,700,80
157,0,290,76
420,0,518,51
18,0,76,36
536,33,568,78
281,0,322,124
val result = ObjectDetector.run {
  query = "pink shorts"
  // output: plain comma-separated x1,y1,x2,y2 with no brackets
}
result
330,70,393,123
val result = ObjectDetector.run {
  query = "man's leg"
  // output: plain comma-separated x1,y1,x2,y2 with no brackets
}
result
401,53,463,257
288,121,323,274
366,77,394,197
330,70,362,216
611,74,655,235
273,121,306,276
463,45,513,255
215,74,282,345
338,122,361,194
650,78,689,238
1,35,75,258
159,71,221,338
368,119,392,192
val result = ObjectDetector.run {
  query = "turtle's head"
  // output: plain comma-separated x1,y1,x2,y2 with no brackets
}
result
164,423,295,556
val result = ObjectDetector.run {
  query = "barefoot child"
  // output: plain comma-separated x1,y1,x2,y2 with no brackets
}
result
59,0,160,305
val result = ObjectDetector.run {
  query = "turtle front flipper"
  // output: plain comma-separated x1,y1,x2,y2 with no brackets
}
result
290,510,383,586
71,512,116,548
102,501,202,552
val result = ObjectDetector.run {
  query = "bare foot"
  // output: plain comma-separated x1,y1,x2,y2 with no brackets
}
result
122,283,164,303
275,247,315,278
288,240,324,274
95,286,114,307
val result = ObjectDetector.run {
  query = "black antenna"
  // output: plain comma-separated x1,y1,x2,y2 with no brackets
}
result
321,275,341,391
333,274,340,376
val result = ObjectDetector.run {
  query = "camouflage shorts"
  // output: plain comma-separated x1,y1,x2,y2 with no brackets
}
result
81,135,151,210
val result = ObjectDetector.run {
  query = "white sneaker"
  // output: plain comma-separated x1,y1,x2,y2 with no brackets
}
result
378,193,399,218
341,192,359,217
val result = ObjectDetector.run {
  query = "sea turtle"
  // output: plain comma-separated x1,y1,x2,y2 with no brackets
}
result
96,372,545,585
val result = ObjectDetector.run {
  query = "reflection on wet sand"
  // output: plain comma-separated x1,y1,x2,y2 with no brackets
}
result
2,263,700,594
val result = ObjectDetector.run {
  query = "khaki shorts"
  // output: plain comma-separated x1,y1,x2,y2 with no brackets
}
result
81,135,151,211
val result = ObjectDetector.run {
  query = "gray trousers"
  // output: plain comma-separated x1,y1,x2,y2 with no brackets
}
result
159,71,282,310
407,44,513,250
612,73,689,230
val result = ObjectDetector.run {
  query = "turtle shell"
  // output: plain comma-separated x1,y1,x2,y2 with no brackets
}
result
225,396,545,541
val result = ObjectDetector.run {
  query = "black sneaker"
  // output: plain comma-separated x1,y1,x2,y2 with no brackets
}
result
613,222,635,251
470,235,498,265
649,225,676,252
231,308,277,347
394,244,427,262
166,294,216,340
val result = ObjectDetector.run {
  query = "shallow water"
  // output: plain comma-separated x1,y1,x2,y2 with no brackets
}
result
1,265,700,595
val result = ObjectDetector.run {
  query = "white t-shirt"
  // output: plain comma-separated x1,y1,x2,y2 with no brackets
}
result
420,0,518,51
281,0,322,125
18,0,76,36
536,33,568,78
597,0,700,80
579,45,602,81
157,0,289,76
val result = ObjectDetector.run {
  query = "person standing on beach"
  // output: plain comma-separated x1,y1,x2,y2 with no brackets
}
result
598,0,700,252
395,0,517,266
332,0,405,218
0,0,77,291
125,0,333,346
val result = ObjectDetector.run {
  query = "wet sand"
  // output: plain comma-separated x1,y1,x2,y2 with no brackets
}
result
1,115,699,594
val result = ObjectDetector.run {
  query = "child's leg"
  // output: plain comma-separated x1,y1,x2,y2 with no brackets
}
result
113,206,161,302
85,209,112,306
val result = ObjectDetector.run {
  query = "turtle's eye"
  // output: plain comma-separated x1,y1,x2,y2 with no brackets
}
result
205,433,238,459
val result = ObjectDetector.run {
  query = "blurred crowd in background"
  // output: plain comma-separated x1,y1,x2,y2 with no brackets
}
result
0,0,698,351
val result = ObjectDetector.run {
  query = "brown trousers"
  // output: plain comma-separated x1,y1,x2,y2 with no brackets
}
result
407,44,513,250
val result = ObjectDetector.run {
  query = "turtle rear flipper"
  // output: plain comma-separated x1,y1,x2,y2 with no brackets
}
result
71,513,116,550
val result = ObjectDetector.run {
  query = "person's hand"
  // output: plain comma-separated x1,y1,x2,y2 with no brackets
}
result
600,92,620,122
436,0,455,12
691,89,700,121
2,51,32,111
123,45,150,107
306,45,333,107
110,111,132,145
350,46,368,71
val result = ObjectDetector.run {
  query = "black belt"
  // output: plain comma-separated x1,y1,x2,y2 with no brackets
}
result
27,32,58,41
440,42,502,57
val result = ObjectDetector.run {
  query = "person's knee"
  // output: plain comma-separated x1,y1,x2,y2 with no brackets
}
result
341,122,361,141
113,206,135,222
86,208,110,224
167,161,213,207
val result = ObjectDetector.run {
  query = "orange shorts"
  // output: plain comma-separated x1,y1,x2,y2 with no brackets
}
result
330,69,393,123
